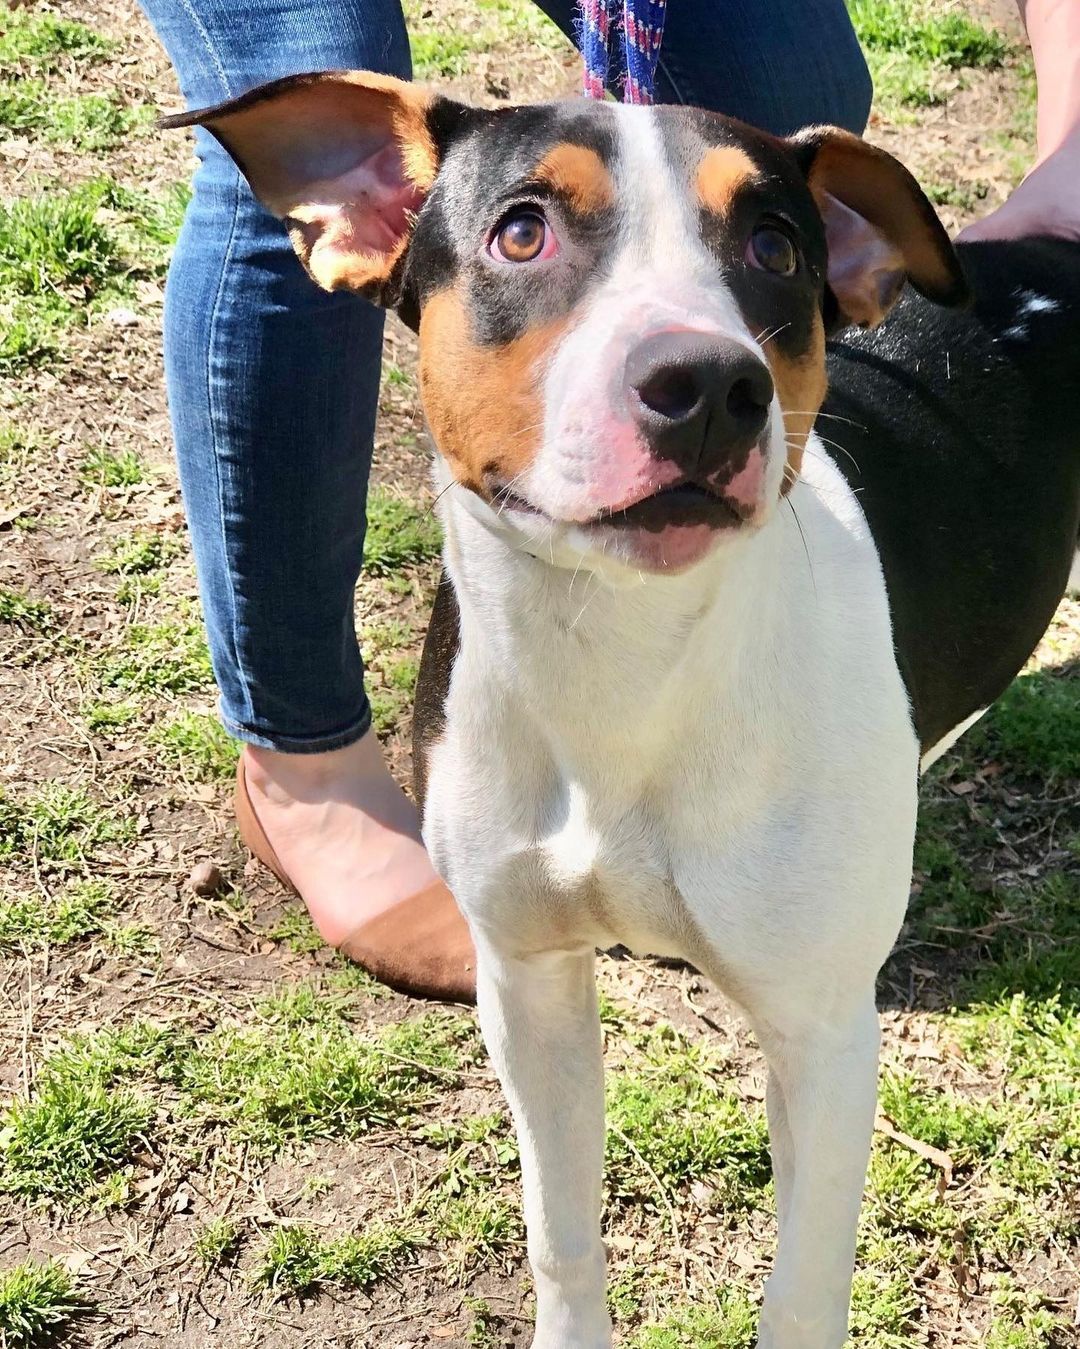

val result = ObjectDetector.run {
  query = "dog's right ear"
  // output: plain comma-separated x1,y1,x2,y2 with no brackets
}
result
161,71,468,304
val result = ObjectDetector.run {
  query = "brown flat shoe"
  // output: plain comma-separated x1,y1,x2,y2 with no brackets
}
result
235,753,476,1004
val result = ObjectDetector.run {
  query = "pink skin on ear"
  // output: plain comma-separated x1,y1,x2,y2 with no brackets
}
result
819,191,906,328
287,141,426,288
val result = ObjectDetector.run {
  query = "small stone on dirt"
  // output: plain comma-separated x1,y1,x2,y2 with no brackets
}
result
189,861,225,896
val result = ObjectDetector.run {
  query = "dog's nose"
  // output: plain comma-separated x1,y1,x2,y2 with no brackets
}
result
625,332,774,476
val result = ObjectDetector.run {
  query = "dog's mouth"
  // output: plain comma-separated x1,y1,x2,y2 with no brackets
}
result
593,481,746,533
493,480,751,533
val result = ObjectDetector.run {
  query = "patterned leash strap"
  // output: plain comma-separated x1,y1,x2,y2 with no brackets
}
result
579,0,668,105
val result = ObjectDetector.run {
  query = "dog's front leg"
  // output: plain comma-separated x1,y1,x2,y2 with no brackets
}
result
753,992,880,1349
476,942,612,1349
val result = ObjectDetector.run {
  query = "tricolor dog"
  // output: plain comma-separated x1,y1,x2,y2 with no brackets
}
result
166,73,1080,1348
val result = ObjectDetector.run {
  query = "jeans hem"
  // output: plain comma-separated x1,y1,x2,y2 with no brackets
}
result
221,701,373,754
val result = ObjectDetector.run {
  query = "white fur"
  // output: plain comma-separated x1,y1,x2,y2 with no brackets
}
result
920,706,988,772
421,105,922,1349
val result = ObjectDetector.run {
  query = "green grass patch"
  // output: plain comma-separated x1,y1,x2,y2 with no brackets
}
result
97,616,213,695
0,182,124,298
97,529,181,577
0,422,40,482
0,1258,88,1348
0,587,52,633
927,179,990,213
83,700,139,733
850,0,1008,69
0,784,132,869
267,907,325,953
606,1033,771,1214
0,1012,470,1207
0,299,62,375
0,12,113,77
850,0,1010,112
180,1012,471,1151
0,880,113,949
152,711,238,782
476,0,568,48
363,485,442,574
974,664,1080,779
0,80,151,151
0,1071,152,1206
79,446,146,489
253,1221,419,1297
0,181,186,375
431,1193,523,1276
410,30,477,78
625,1293,757,1348
194,1216,242,1271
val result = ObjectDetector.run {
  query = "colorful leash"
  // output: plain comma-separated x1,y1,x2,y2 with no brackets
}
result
579,0,668,105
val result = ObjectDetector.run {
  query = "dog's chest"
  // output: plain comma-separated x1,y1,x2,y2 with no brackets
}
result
425,724,780,964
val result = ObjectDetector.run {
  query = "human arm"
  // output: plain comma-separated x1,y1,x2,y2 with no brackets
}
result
958,0,1080,242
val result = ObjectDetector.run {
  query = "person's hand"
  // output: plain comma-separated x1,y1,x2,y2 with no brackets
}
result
958,125,1080,243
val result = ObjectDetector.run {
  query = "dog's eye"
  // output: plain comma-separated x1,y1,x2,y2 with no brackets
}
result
748,225,798,276
489,210,552,263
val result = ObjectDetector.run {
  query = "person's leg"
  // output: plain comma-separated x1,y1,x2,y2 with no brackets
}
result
141,0,474,999
535,0,873,135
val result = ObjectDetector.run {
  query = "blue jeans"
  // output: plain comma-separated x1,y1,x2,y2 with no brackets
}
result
142,0,871,751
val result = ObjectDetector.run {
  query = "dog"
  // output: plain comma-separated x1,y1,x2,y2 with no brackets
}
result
166,73,1080,1347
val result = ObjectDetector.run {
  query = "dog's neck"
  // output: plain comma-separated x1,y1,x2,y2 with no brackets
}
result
434,458,809,774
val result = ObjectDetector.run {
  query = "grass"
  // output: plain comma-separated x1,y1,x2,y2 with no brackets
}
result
0,13,113,78
849,0,1011,112
363,485,442,574
79,446,146,489
432,1194,523,1277
0,880,114,949
97,615,214,694
0,182,124,298
152,710,238,782
0,180,185,374
0,422,40,483
410,30,478,78
0,1259,88,1348
606,1034,771,1214
0,784,132,869
970,665,1080,779
253,1222,419,1297
626,1294,757,1349
180,1012,471,1151
194,1217,242,1271
0,82,151,151
0,1072,152,1206
0,588,52,633
97,529,182,576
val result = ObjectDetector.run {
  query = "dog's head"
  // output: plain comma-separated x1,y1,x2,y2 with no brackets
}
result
166,72,967,575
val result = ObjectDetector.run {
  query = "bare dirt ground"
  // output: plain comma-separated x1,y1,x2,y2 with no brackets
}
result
1,2,1077,1347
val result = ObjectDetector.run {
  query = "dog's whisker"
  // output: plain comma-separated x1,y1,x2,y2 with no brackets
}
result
785,494,816,597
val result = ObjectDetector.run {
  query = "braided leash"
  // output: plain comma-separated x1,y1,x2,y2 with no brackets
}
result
579,0,668,105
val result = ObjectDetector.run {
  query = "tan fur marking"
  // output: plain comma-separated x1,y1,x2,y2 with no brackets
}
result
419,289,570,490
694,146,758,214
201,71,437,295
762,317,827,491
534,144,614,215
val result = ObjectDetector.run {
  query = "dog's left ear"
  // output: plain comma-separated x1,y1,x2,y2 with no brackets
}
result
162,71,468,304
788,126,970,329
